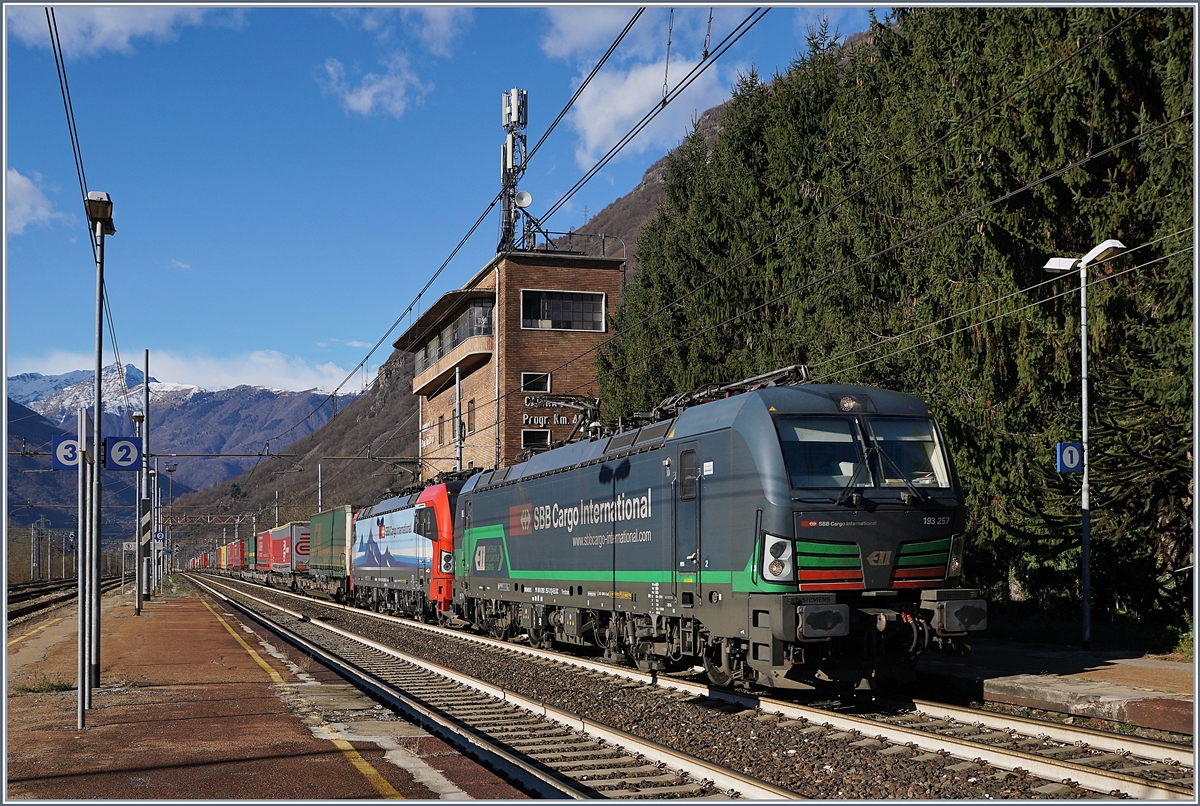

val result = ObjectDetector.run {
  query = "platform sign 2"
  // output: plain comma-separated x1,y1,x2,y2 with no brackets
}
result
104,437,141,470
1056,442,1083,473
51,436,81,470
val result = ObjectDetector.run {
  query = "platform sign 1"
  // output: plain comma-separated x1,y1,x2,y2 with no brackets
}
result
104,437,141,470
51,436,81,470
1056,442,1083,473
154,532,166,542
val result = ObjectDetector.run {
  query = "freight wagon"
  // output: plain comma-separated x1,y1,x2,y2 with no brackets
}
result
298,506,355,599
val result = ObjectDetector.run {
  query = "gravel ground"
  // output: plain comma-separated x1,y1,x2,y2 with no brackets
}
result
206,578,1100,800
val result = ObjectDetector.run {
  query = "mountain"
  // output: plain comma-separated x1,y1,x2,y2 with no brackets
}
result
8,363,357,503
6,399,137,529
167,349,419,549
7,369,98,405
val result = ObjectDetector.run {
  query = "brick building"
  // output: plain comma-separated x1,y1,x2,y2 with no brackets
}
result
393,251,624,477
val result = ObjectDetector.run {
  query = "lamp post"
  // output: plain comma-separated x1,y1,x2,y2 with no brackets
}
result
85,191,114,689
1044,238,1126,651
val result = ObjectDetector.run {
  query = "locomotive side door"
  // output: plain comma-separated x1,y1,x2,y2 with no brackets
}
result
674,443,700,607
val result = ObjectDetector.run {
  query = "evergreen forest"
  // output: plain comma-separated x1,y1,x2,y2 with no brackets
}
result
597,8,1194,629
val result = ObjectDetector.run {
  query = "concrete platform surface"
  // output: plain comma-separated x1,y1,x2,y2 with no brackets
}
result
916,637,1195,736
6,585,528,800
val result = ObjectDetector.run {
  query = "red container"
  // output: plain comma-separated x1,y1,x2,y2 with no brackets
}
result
255,532,272,572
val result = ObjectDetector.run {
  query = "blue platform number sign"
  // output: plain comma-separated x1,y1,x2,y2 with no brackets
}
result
1056,442,1083,473
104,437,141,470
51,436,81,470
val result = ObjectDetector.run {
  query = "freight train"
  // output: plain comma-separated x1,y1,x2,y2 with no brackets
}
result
198,374,987,691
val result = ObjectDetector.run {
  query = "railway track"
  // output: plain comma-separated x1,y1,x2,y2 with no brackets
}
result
189,574,791,800
7,576,127,622
192,573,1194,799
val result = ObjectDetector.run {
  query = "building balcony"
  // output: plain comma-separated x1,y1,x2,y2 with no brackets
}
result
412,334,494,396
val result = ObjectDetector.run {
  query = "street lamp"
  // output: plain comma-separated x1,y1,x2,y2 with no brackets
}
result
85,190,114,692
1044,238,1126,651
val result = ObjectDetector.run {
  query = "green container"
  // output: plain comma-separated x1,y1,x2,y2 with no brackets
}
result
309,505,353,577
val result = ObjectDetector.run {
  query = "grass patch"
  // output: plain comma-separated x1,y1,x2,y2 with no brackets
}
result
10,674,75,694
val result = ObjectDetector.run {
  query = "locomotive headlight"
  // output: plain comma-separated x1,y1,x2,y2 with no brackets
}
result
946,534,965,584
762,534,795,583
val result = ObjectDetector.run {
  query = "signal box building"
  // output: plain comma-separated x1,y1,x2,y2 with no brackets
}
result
394,251,624,477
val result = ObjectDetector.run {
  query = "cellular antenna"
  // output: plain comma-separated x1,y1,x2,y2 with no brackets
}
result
498,87,530,252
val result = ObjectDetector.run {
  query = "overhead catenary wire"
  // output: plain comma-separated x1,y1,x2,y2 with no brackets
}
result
544,8,1150,378
46,7,97,261
539,7,768,226
812,245,1194,381
809,228,1193,374
180,10,1176,524
256,9,654,451
347,105,1193,459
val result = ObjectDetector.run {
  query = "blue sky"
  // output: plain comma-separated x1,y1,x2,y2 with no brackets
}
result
6,4,874,392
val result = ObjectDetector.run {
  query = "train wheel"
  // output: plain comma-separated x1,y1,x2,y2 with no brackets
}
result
702,642,734,689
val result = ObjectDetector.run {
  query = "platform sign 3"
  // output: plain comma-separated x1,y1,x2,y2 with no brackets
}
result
1056,442,1083,473
104,437,141,470
51,436,81,470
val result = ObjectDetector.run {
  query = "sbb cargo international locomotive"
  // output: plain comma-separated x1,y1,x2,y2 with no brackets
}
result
201,378,987,691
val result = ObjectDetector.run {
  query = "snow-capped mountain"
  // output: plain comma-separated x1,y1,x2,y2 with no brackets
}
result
6,368,99,405
21,364,180,424
7,363,354,496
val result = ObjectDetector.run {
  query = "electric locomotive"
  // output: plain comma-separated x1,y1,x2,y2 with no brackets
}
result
452,375,986,690
349,481,462,620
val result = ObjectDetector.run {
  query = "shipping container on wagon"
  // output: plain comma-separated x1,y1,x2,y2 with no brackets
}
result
309,506,353,577
255,531,272,572
264,522,309,574
229,539,244,570
218,544,228,570
245,533,256,569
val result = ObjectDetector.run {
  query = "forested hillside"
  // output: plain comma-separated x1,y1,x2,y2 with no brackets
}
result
598,8,1193,624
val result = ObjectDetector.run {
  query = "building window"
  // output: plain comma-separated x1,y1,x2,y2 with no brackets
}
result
521,372,551,393
522,430,551,450
414,299,494,375
438,415,445,446
521,290,604,331
467,399,476,434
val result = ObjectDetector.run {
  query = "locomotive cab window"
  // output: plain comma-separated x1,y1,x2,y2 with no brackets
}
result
679,449,698,500
775,416,867,489
414,506,438,539
866,417,951,488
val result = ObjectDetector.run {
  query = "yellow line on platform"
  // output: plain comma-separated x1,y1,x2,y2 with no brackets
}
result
7,617,65,648
200,598,403,799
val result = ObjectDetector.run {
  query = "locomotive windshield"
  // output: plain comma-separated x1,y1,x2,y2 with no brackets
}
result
776,415,951,490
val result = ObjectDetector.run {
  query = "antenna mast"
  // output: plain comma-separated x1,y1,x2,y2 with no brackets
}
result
499,87,529,252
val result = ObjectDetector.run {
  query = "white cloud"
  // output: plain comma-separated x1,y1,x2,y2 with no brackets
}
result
10,349,361,393
6,169,69,235
541,7,641,61
321,54,429,118
333,8,471,56
6,6,210,58
567,58,726,170
402,8,472,58
171,259,192,270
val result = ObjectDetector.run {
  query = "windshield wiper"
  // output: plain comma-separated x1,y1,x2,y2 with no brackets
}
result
835,448,874,507
876,447,929,504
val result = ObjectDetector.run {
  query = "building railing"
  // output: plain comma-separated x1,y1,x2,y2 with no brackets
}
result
414,301,494,376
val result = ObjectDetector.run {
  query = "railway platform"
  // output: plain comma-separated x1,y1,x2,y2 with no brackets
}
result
916,637,1194,737
5,581,527,800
